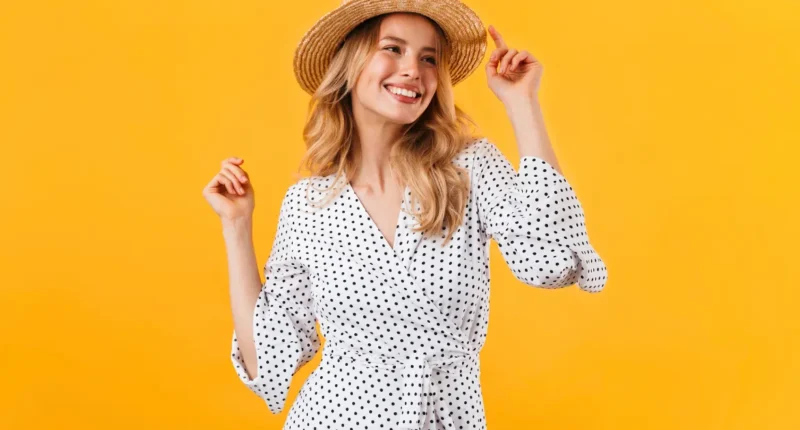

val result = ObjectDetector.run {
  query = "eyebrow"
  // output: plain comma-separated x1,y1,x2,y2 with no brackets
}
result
380,36,437,54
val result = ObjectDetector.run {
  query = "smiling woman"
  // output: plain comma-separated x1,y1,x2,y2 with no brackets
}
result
297,11,479,245
205,1,609,429
353,16,440,120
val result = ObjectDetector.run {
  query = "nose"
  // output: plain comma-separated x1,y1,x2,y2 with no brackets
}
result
399,55,421,80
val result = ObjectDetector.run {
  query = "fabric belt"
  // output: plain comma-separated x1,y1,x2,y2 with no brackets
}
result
322,343,480,430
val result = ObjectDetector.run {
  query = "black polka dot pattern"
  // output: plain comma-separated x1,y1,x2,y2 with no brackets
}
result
474,140,608,291
230,138,608,429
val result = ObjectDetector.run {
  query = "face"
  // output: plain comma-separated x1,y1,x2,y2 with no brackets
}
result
351,13,440,126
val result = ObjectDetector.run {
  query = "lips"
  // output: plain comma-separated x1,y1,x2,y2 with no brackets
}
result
384,85,420,104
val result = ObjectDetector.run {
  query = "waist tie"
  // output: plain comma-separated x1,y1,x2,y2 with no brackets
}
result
322,343,479,430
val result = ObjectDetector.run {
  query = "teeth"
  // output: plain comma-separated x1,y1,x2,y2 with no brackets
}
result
386,85,419,98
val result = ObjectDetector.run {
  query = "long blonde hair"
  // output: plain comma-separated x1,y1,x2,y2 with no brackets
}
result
297,13,482,245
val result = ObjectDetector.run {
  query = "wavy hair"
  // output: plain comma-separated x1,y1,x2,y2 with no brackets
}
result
296,13,482,245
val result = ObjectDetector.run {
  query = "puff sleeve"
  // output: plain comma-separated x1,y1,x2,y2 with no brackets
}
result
472,139,608,292
230,186,321,413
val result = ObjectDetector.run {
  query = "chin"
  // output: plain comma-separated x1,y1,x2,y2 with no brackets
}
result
386,105,429,124
393,115,420,125
374,110,416,125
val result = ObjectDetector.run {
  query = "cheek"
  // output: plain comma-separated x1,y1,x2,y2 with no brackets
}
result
362,56,394,85
425,72,438,96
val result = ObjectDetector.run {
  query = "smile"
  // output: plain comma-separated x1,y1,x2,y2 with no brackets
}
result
384,85,421,104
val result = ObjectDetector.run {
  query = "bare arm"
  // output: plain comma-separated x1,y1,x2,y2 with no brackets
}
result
505,98,563,175
484,25,563,175
222,216,263,380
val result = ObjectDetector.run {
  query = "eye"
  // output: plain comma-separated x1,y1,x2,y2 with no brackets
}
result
423,57,437,65
383,45,401,54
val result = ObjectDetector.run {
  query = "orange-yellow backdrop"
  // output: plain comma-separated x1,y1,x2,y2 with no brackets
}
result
1,0,798,428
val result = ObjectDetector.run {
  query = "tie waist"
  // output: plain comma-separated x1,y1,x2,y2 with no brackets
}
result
322,343,480,430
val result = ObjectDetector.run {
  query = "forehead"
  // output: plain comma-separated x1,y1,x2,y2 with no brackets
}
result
378,13,438,44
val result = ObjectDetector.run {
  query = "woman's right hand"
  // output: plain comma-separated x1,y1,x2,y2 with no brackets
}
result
202,157,255,221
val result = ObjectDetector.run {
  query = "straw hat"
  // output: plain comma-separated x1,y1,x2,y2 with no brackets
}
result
293,0,487,95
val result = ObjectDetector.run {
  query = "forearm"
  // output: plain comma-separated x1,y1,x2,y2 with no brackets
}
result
222,217,263,380
504,97,563,175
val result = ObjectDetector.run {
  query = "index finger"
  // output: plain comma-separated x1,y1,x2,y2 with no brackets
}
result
488,25,507,49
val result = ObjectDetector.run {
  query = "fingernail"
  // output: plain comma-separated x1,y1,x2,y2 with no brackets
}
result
240,176,247,182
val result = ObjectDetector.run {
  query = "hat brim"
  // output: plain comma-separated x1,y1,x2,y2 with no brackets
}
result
293,0,487,95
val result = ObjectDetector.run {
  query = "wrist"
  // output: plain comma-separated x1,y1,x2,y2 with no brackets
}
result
503,96,540,116
221,216,253,238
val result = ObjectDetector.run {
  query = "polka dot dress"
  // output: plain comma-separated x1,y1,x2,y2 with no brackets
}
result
231,138,608,429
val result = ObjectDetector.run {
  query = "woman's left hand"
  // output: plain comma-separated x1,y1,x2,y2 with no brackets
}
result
485,25,542,106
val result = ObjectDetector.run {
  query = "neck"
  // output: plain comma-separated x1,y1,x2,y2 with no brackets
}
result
350,103,406,189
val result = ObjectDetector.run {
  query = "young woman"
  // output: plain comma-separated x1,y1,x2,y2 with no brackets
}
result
202,1,608,428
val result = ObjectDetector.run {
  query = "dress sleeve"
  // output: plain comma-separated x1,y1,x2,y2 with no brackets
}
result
230,186,321,413
472,139,608,293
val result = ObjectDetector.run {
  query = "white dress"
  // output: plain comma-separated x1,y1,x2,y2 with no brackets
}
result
231,138,608,429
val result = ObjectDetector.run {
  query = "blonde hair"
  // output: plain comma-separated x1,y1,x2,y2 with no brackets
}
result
297,13,482,245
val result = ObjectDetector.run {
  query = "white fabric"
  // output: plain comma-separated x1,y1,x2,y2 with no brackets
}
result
231,138,608,429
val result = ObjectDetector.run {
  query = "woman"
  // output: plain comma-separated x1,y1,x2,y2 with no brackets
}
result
202,1,608,429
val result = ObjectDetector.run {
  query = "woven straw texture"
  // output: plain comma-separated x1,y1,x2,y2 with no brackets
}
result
293,0,487,95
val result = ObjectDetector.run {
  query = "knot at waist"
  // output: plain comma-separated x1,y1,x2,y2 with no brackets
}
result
322,343,480,430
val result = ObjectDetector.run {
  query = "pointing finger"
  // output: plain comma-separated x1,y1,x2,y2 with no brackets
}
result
488,25,507,49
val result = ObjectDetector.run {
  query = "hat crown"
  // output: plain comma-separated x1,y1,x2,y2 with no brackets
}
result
294,0,487,95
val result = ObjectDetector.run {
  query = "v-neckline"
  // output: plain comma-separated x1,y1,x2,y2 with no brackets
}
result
345,182,408,253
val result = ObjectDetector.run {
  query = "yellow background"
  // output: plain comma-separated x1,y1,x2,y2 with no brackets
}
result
1,0,798,428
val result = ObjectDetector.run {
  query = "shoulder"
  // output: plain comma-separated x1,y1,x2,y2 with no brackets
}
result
453,137,504,171
282,173,344,216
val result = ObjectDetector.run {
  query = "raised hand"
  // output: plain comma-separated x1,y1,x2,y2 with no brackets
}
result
485,25,543,106
202,157,255,221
